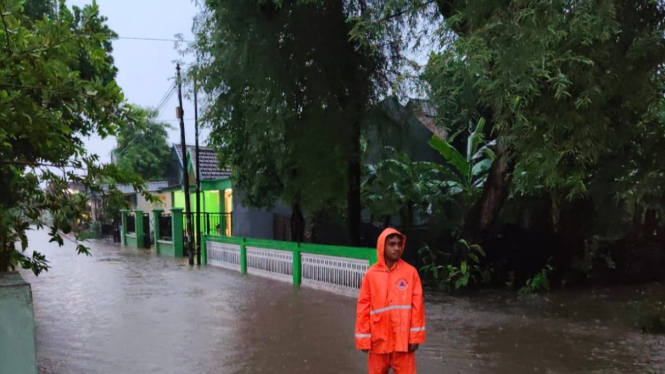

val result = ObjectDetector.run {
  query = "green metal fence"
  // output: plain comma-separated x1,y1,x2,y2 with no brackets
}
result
122,208,185,257
203,235,377,297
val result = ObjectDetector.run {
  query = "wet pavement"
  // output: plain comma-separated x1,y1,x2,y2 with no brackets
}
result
22,229,665,374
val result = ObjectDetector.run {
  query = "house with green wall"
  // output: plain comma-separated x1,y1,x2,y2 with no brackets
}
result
163,144,234,236
154,97,439,243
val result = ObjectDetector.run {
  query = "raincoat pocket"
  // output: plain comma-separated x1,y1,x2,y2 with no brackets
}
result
370,313,385,345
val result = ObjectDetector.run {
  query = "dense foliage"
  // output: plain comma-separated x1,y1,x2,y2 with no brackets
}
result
191,0,665,287
113,106,172,181
192,0,386,243
0,0,145,275
354,0,665,287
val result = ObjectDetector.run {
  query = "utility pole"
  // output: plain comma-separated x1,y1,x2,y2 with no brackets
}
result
176,63,195,266
194,59,202,266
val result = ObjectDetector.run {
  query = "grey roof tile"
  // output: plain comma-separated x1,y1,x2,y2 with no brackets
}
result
174,144,231,181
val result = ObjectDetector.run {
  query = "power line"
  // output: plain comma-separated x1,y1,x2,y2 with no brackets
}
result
117,36,194,43
159,89,176,114
155,84,177,114
155,83,176,108
113,35,396,47
0,160,89,170
156,86,177,117
157,118,195,122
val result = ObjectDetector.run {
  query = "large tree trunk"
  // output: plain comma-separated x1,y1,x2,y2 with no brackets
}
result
291,202,305,243
0,246,10,273
462,141,515,244
347,120,362,246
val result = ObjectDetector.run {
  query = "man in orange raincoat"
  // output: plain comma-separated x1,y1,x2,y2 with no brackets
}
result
355,228,426,374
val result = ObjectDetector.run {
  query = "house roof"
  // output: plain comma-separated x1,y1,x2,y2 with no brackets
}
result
371,96,444,140
405,99,444,139
66,182,86,192
173,144,231,181
102,181,169,195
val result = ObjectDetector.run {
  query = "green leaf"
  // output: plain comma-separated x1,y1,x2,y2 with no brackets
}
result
468,118,486,160
429,135,470,177
471,244,486,257
472,159,492,177
468,253,479,264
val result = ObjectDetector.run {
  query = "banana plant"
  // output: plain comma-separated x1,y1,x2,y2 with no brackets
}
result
361,148,446,228
428,118,495,199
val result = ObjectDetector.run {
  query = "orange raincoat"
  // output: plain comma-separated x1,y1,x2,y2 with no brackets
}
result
355,228,426,357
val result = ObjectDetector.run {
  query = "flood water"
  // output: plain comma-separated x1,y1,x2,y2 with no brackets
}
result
21,229,665,374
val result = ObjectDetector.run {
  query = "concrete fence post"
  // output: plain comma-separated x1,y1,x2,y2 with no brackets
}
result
293,242,302,286
120,209,128,246
152,209,163,252
134,210,144,248
201,234,208,265
240,238,247,274
170,208,184,257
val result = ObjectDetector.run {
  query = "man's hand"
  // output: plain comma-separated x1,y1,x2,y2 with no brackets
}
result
408,344,419,353
362,349,369,353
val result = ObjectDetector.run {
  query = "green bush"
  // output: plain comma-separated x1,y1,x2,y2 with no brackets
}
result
90,222,102,239
420,239,488,292
631,300,665,334
520,259,554,294
77,230,97,241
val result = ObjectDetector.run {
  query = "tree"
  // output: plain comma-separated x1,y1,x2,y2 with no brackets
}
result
113,106,172,181
425,0,665,254
354,1,665,225
192,0,385,243
346,0,665,285
22,0,55,20
0,0,146,275
98,188,127,223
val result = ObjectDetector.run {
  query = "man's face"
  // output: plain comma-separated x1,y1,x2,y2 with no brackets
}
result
384,235,404,264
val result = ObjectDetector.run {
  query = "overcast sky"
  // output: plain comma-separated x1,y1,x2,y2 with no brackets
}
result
68,0,206,163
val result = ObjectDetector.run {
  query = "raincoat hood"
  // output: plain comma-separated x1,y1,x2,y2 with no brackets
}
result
376,227,406,269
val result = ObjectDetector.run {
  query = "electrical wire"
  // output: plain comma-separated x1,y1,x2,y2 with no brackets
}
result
156,85,177,117
154,84,177,114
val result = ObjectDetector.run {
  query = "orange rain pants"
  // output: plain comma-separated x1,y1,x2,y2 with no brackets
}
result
368,351,416,374
356,228,425,374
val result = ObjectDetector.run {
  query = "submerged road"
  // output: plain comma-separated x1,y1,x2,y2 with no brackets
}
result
22,229,665,374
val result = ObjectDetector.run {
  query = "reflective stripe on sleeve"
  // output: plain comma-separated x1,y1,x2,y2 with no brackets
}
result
410,326,426,332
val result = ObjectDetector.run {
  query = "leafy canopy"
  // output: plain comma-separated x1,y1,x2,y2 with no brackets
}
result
0,0,147,275
113,106,172,181
192,0,385,216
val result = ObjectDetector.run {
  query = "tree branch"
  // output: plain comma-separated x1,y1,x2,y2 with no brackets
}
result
0,8,12,54
378,0,436,23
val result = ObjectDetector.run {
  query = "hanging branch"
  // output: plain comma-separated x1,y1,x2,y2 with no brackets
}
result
0,7,12,54
377,0,436,23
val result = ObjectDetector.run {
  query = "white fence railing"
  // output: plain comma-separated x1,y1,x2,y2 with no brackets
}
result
301,253,369,297
204,237,375,297
207,242,241,271
246,246,293,283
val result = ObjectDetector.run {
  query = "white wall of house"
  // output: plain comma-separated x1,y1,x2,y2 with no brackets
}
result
135,192,172,214
130,192,171,237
